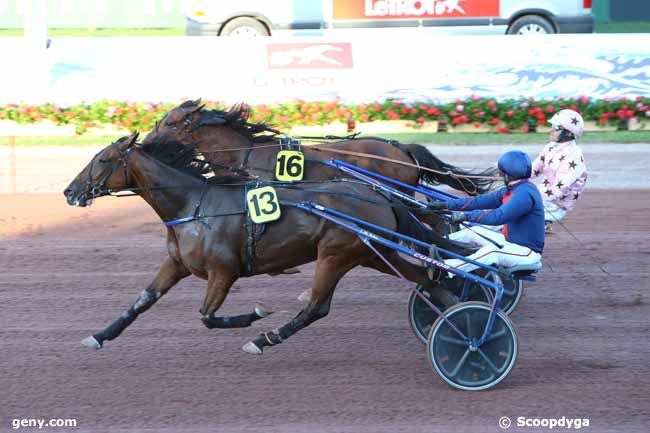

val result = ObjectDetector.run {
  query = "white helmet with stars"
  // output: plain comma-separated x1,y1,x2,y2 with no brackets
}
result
549,109,584,138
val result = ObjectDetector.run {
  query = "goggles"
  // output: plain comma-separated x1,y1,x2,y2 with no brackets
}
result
551,124,563,131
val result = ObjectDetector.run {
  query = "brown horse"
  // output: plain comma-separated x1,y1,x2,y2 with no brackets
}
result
142,100,498,196
63,134,470,354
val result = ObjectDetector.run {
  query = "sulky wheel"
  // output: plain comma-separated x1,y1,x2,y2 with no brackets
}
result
496,274,524,315
469,271,524,315
408,281,493,344
427,301,518,391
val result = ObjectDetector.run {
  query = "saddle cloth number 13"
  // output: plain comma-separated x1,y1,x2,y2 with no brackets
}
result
247,186,282,223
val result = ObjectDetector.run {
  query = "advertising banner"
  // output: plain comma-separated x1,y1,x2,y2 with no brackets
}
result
333,0,500,20
0,33,648,105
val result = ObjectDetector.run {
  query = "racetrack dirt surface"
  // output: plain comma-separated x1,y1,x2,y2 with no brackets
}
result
1,190,649,433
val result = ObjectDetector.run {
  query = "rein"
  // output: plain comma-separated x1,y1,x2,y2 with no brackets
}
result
201,135,501,182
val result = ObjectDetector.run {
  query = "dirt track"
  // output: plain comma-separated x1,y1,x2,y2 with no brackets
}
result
1,189,649,433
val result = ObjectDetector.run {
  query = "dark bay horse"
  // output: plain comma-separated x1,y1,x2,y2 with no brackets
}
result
64,134,470,354
141,100,498,196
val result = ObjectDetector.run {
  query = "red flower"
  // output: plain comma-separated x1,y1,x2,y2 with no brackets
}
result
506,110,514,118
496,126,510,134
489,117,500,125
545,105,554,113
487,100,496,107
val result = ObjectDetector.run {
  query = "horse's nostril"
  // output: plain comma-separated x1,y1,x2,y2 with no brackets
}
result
64,188,72,197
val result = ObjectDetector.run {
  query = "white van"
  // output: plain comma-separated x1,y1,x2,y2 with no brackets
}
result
185,0,594,37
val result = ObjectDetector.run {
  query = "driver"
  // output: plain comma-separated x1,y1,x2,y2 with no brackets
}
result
530,109,588,231
428,150,544,274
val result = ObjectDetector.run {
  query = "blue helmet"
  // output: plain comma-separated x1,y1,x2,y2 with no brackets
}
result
497,150,531,180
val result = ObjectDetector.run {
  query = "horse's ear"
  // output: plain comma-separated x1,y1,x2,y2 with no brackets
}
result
180,98,201,109
129,131,139,145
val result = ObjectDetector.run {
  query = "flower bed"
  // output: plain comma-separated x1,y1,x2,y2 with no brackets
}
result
0,97,648,135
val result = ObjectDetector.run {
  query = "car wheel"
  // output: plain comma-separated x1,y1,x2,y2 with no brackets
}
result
507,15,555,35
220,17,270,37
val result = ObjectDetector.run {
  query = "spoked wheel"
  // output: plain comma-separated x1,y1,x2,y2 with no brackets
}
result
427,302,518,391
496,274,524,315
408,281,493,344
469,271,524,315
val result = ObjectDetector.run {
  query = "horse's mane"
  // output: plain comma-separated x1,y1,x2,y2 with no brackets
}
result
137,137,251,183
198,104,280,143
138,139,210,179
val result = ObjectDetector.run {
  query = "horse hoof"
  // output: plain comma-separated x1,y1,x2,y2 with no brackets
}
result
242,341,263,355
81,336,102,350
297,288,312,304
254,303,273,318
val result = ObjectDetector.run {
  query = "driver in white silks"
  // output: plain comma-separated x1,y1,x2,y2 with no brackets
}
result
428,150,544,274
530,109,588,231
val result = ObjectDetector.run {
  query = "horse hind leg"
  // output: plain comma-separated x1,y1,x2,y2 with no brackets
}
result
243,249,359,354
364,251,460,308
82,257,190,350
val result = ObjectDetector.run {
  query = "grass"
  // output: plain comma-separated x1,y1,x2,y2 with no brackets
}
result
0,135,122,146
2,130,649,147
595,22,650,33
0,27,185,37
363,130,650,144
1,22,649,37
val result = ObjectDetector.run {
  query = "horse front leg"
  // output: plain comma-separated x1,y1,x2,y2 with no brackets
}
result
199,268,273,329
82,257,190,349
243,251,358,354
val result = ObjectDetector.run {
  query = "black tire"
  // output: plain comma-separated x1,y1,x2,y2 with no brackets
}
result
507,14,555,35
408,282,493,344
427,302,518,391
220,17,270,37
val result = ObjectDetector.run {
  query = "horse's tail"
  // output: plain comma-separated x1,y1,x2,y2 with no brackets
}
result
406,143,499,195
393,206,475,257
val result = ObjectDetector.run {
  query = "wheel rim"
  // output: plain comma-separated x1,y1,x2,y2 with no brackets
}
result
427,302,518,391
229,27,264,37
408,283,493,344
517,24,548,34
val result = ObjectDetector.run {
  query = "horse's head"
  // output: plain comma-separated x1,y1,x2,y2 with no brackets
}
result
142,99,224,146
64,132,139,207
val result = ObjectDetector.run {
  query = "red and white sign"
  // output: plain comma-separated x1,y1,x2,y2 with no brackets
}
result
333,0,500,20
266,43,354,69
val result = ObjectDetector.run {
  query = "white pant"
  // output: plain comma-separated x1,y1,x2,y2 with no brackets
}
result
445,226,541,274
543,201,567,222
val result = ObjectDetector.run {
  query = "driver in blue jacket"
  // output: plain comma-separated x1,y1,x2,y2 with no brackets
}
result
428,150,544,274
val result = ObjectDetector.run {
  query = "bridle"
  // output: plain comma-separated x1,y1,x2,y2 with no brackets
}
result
84,143,135,199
